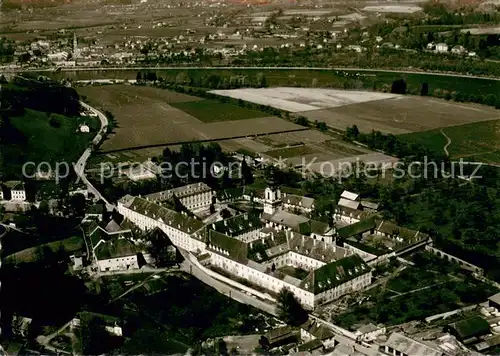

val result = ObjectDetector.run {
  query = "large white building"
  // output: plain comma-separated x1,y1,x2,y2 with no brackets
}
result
145,182,214,211
115,182,432,309
117,185,372,309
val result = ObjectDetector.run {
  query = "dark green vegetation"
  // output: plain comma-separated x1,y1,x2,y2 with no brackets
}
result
104,274,268,355
170,99,266,123
1,109,99,178
334,253,498,328
401,119,500,164
276,288,308,327
0,75,97,179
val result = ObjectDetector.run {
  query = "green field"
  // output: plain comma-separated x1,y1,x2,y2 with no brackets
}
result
4,235,84,263
400,119,500,164
170,99,266,122
265,145,317,158
1,109,100,177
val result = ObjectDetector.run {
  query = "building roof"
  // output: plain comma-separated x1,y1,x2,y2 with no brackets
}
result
210,211,262,237
474,334,500,352
94,238,138,260
88,225,133,250
297,338,323,352
335,205,373,221
145,182,212,202
383,332,442,356
263,230,348,264
283,194,315,209
301,319,335,340
4,180,24,190
264,326,295,344
302,254,371,294
208,230,248,263
340,190,359,201
338,198,361,210
262,210,310,230
120,195,205,236
360,201,379,210
337,218,376,239
375,219,429,244
447,316,490,341
488,292,500,305
298,219,332,236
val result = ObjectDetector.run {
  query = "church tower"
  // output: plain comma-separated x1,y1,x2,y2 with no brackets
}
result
73,32,79,61
263,177,281,215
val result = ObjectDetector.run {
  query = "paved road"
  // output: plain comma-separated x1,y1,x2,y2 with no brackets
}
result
179,252,278,316
8,65,500,81
75,101,115,212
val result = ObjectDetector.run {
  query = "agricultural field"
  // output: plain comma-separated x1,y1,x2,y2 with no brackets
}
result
77,85,303,152
209,88,400,113
304,96,499,134
400,119,500,164
361,5,422,13
170,99,267,123
209,87,500,134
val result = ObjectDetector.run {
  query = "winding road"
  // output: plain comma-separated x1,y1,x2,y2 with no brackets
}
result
75,101,115,212
441,128,452,157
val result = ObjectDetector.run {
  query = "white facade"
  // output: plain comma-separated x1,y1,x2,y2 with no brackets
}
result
117,199,206,253
11,189,26,201
435,43,448,53
264,187,281,215
97,255,139,272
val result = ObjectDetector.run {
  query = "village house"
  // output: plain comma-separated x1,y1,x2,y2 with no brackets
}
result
435,43,449,53
1,181,27,201
86,222,140,272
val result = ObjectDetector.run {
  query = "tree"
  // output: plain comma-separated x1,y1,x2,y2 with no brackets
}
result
295,116,309,127
80,314,114,355
241,158,254,185
420,82,429,96
315,121,328,132
276,288,308,326
68,193,86,216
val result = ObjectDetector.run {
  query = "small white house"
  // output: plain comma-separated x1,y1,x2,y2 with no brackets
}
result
79,124,90,133
3,181,26,201
435,43,448,53
451,45,466,54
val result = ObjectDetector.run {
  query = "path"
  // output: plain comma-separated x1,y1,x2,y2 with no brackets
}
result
75,101,115,211
389,281,448,300
35,320,73,355
441,128,451,157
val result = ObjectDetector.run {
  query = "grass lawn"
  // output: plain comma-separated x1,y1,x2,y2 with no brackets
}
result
170,99,266,122
400,119,500,164
4,235,84,263
265,145,317,158
1,109,99,178
278,266,309,280
386,268,449,294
